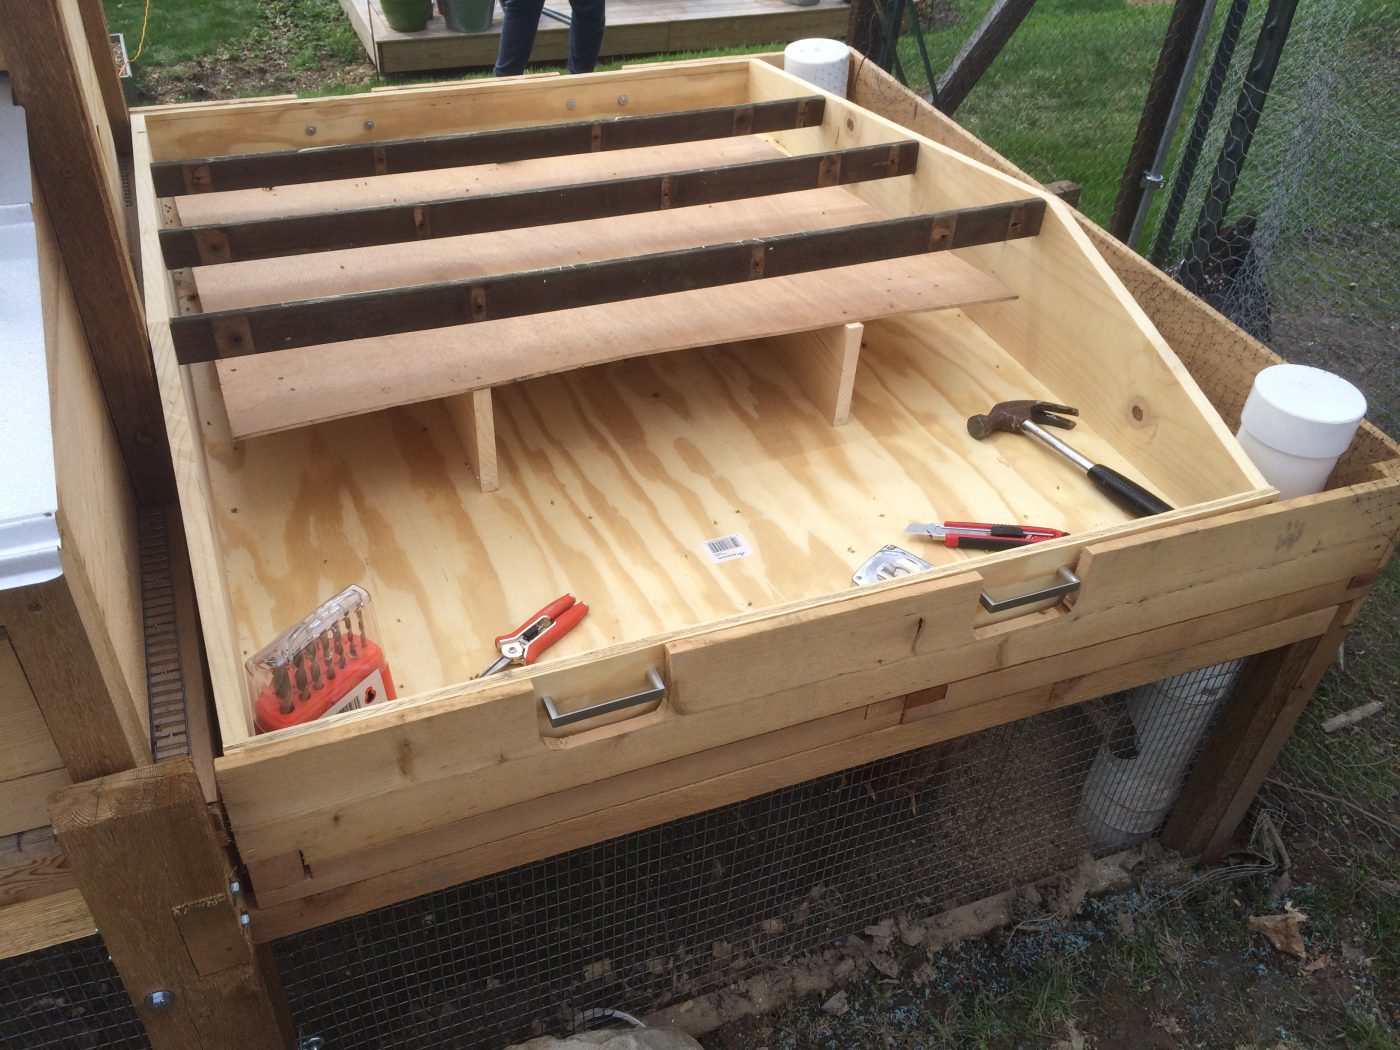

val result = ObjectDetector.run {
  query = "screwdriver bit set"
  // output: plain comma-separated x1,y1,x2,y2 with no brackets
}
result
247,585,396,734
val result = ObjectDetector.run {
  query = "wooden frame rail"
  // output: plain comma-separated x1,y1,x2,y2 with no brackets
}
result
158,141,922,267
150,97,827,196
168,197,1045,364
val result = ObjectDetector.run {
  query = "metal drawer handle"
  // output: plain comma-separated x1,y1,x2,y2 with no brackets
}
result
979,566,1081,614
542,666,666,729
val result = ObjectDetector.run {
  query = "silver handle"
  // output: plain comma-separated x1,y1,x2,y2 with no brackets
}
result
979,566,1081,614
542,666,666,729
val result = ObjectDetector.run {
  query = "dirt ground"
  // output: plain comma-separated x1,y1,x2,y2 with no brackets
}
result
695,839,1398,1049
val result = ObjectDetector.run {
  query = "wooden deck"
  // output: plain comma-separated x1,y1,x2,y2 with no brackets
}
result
339,0,849,73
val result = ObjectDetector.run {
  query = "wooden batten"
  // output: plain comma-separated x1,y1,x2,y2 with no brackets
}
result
167,201,1041,365
157,140,920,268
150,96,828,196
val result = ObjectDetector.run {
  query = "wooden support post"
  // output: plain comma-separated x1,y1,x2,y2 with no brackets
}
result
444,388,498,492
766,322,863,426
0,0,174,504
51,760,294,1050
0,579,150,780
1160,602,1356,859
74,0,130,146
936,0,1039,115
846,3,883,69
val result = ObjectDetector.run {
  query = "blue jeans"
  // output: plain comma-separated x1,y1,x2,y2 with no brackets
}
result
493,0,606,76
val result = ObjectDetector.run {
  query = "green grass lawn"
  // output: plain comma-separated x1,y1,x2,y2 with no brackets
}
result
895,0,1174,227
104,0,367,100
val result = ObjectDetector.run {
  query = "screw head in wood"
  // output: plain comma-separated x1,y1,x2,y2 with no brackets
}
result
566,98,576,109
617,94,629,105
146,990,173,1011
365,120,375,130
305,125,317,136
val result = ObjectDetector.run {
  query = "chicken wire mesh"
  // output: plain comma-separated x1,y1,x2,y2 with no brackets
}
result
1146,0,1398,437
0,934,148,1050
274,663,1243,1049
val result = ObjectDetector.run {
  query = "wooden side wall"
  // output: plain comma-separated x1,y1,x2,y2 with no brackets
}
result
31,184,147,740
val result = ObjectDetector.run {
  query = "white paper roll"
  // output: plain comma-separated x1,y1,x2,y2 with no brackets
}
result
783,38,850,97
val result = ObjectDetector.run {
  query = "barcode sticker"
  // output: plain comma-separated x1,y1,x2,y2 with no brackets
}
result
324,667,388,718
702,533,752,563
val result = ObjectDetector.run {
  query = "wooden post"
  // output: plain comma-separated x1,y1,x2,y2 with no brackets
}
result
936,0,1038,115
51,760,294,1050
74,0,131,146
0,579,150,779
1160,602,1355,859
0,0,174,504
846,1,883,68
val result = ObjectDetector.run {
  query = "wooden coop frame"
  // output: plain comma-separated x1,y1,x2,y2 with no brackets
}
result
0,5,1397,1048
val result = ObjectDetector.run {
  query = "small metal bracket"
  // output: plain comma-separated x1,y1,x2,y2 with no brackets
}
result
852,545,933,586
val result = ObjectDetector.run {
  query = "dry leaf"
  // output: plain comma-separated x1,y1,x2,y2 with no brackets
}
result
1302,952,1332,973
1248,903,1308,958
1052,1019,1086,1050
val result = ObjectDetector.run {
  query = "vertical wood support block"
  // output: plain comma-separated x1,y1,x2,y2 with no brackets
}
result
0,0,174,504
766,322,863,427
51,760,294,1050
73,0,130,146
444,388,498,492
1160,602,1355,859
0,579,150,781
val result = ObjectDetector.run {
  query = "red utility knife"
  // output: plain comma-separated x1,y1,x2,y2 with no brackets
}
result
479,593,589,678
904,521,1069,550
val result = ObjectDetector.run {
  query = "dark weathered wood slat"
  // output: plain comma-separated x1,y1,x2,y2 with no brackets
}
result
158,141,922,268
150,97,827,196
169,198,1043,364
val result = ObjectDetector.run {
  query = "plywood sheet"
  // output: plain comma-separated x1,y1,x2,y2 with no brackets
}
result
203,309,1170,702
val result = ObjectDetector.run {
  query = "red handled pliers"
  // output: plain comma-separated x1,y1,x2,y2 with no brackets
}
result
479,594,589,678
904,521,1069,550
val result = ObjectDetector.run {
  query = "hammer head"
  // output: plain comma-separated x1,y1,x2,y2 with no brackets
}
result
967,400,1079,440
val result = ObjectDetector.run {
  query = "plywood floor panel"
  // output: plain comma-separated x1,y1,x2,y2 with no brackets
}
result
204,310,1147,703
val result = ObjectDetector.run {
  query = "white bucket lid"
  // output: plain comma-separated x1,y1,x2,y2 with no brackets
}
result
784,38,850,65
1239,364,1366,458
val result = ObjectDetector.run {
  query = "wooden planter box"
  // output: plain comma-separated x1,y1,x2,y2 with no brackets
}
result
129,57,1400,941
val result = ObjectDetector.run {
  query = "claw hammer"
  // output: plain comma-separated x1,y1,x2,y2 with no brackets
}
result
966,400,1173,518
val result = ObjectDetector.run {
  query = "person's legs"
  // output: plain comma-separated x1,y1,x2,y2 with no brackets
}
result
565,0,605,74
494,0,548,76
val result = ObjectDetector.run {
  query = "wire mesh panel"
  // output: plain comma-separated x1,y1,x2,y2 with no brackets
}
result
1149,0,1397,435
275,667,1240,1049
0,935,148,1050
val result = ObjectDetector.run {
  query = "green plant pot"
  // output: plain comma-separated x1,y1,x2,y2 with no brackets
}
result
381,0,433,32
440,0,494,33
